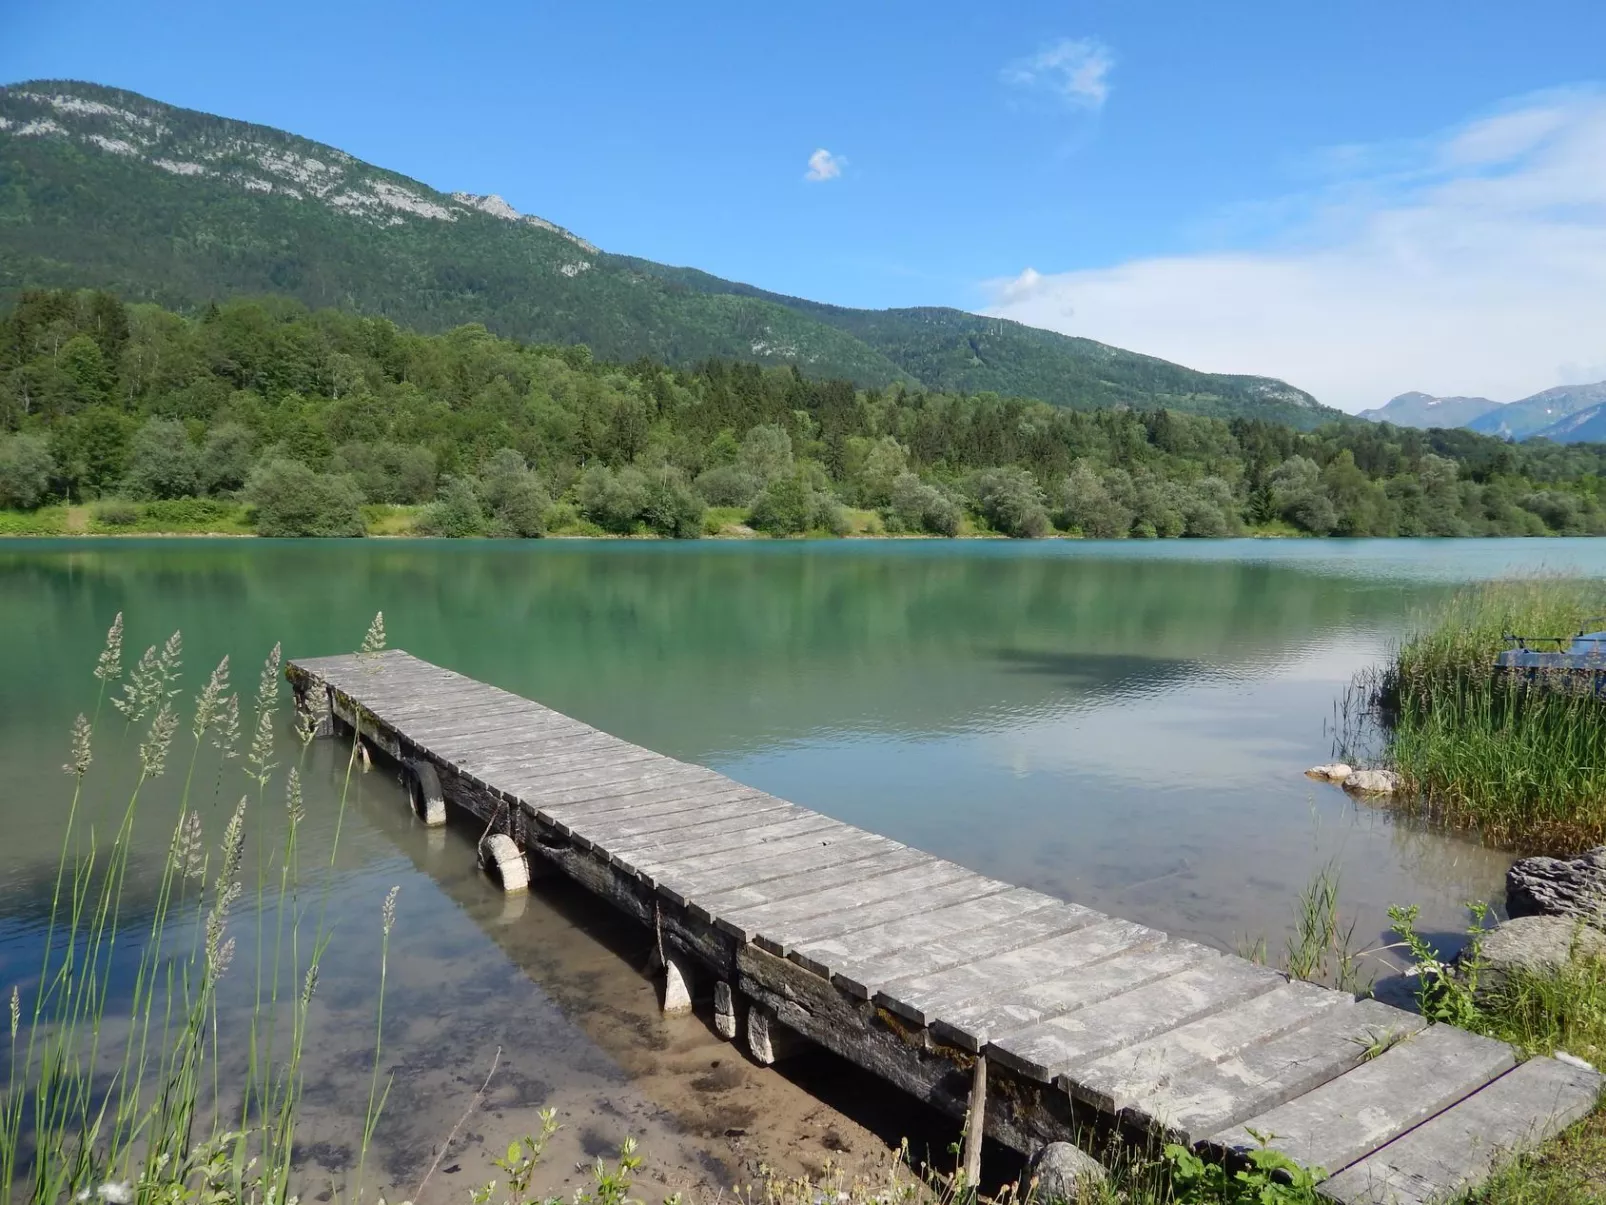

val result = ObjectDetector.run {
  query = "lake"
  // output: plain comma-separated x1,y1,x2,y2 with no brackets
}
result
2,537,1602,1195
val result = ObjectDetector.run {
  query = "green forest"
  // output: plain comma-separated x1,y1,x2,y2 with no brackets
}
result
3,288,1604,539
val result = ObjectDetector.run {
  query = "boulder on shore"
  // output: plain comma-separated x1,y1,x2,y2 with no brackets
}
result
1024,1142,1107,1204
1468,915,1606,999
1343,768,1399,795
1305,762,1353,782
1507,846,1606,927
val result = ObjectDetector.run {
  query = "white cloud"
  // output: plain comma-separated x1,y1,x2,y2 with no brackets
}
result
804,148,844,183
1002,38,1114,110
985,90,1606,412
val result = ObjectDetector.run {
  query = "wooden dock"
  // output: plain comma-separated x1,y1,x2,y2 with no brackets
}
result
288,650,1602,1204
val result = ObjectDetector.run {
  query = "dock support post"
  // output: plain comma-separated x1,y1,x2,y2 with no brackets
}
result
714,981,738,1039
962,1053,988,1187
406,759,447,826
477,832,529,893
660,953,694,1015
745,1003,805,1065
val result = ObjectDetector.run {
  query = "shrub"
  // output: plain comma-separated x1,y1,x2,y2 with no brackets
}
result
971,467,1050,538
478,449,548,537
749,472,813,535
0,431,55,509
414,475,486,537
693,463,761,507
641,468,704,538
121,417,204,500
245,458,364,537
200,422,257,495
92,497,140,526
1052,461,1133,538
577,464,650,533
333,440,438,504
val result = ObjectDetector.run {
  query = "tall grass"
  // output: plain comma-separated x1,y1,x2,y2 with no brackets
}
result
1354,577,1606,851
0,612,394,1204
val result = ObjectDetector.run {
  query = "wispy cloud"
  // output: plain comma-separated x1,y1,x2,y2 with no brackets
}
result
804,148,844,182
1001,38,1114,110
985,89,1606,411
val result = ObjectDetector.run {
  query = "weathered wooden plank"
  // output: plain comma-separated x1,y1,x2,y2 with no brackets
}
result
581,797,799,847
533,785,766,827
835,903,1102,1001
410,714,602,745
929,939,1218,1052
1068,980,1346,1113
712,858,982,946
1124,1000,1430,1147
456,747,665,781
773,875,1028,949
876,917,1165,1027
607,813,845,867
1208,1024,1517,1177
691,847,938,919
784,884,1056,973
988,960,1285,1082
523,781,745,827
1318,1056,1604,1205
635,822,872,881
507,764,723,803
650,832,903,902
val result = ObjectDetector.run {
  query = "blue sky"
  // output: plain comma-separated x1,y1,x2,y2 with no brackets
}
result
5,0,1606,410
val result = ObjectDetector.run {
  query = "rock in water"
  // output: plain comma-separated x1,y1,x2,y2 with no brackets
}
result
1305,762,1353,782
1024,1142,1107,1204
1471,915,1606,998
1343,768,1399,795
1507,846,1606,926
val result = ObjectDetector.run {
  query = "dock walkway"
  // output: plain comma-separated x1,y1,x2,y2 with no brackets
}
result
288,650,1602,1205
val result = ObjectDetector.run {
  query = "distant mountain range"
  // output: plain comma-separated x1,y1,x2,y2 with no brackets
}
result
0,81,1344,428
1361,381,1606,443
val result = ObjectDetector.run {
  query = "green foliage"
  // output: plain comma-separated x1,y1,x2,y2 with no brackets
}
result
415,475,487,537
244,458,364,537
0,504,67,534
3,288,1606,539
749,471,815,536
0,83,1345,427
0,431,54,508
1166,1137,1325,1205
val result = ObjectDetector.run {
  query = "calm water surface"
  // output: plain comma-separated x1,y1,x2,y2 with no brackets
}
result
2,537,1602,1193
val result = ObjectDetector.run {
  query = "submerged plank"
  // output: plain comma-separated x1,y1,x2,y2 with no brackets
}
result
1318,1056,1604,1205
1209,1024,1517,1177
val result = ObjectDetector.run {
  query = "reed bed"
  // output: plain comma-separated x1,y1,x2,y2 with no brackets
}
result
0,613,395,1205
1351,577,1606,852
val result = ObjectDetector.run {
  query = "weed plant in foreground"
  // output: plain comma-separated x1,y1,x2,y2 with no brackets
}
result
1352,577,1606,851
0,612,400,1204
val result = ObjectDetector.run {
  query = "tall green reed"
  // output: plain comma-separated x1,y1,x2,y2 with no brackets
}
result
0,613,397,1204
1346,578,1606,851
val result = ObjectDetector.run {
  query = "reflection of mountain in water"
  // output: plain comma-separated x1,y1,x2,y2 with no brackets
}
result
0,541,1450,764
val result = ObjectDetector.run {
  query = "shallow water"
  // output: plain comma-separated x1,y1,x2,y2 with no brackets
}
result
2,537,1603,1195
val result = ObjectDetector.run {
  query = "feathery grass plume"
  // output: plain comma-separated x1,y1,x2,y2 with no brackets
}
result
170,810,205,882
138,704,179,779
212,692,240,758
381,886,399,937
93,612,124,684
217,796,248,888
157,630,183,698
293,703,318,749
256,642,282,712
192,655,230,742
358,611,386,668
113,644,162,723
285,767,305,826
62,713,93,778
8,984,16,1040
300,964,319,1007
246,708,277,788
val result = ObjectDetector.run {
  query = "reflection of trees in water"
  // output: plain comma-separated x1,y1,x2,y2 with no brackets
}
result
1,544,1449,757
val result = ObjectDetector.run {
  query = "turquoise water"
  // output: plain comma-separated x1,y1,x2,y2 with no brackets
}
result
2,536,1602,1188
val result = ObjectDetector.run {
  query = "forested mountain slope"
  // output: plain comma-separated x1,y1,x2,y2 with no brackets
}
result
0,81,1341,428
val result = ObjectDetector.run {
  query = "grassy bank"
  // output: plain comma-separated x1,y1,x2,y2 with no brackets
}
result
1359,578,1606,851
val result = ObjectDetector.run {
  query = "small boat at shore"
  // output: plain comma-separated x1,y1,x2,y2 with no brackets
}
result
1496,621,1606,695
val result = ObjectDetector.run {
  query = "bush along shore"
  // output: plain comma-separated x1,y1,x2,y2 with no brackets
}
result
6,289,1606,540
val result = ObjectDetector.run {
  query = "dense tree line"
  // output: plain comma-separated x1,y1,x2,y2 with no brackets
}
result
2,289,1604,538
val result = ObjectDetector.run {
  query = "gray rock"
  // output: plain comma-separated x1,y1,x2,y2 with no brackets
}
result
1507,846,1606,927
1024,1142,1107,1204
1343,768,1399,795
1469,915,1606,998
1305,762,1353,782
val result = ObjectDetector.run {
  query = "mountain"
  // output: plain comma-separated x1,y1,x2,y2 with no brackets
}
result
1357,391,1501,428
1530,401,1606,444
1465,383,1606,440
0,81,1341,428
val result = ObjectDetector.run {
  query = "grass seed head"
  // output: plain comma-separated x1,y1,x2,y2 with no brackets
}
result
93,612,123,684
62,713,92,778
